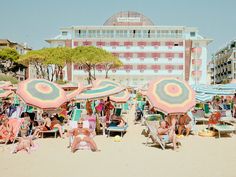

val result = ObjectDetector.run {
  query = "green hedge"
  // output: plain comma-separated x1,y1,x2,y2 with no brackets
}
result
0,74,18,84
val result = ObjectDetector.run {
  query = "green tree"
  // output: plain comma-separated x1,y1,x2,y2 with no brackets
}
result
72,46,123,83
19,47,72,81
42,47,72,81
102,54,123,79
0,48,24,77
72,46,104,84
18,49,47,79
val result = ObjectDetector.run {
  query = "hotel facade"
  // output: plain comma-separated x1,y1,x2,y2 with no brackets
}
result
209,40,236,84
46,11,212,87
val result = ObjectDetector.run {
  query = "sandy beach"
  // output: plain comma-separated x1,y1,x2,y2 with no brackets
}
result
1,107,236,177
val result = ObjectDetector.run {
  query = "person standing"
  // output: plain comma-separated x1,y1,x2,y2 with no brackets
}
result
104,97,114,122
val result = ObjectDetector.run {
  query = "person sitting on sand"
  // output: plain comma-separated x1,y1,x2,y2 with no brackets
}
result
157,120,177,150
0,117,14,144
33,113,64,138
69,119,99,153
178,113,192,136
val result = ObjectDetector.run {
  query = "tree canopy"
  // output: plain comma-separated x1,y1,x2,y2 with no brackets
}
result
72,46,123,83
0,48,23,76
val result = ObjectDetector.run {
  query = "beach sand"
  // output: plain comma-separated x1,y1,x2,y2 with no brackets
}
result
1,107,236,177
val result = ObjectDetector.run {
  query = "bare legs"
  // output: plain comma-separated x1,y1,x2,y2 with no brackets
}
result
71,136,99,153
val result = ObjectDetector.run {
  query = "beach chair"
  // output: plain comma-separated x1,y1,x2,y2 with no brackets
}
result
106,124,128,137
192,109,209,124
122,103,129,114
39,128,59,138
212,124,235,138
114,107,122,116
145,121,172,150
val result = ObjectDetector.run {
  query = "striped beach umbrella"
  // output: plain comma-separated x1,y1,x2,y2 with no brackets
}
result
110,89,130,103
92,79,121,87
66,82,84,101
147,77,195,114
0,89,13,98
16,79,67,110
76,84,125,100
196,93,213,102
0,81,11,88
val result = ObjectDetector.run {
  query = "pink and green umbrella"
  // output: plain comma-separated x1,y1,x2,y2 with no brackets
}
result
76,84,125,100
147,77,195,114
0,89,13,98
110,89,130,103
16,79,67,110
66,82,84,101
93,79,121,88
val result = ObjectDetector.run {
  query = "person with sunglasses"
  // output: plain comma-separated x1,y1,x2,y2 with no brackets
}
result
69,119,100,153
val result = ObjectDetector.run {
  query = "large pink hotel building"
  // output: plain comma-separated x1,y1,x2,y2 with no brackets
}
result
46,11,212,87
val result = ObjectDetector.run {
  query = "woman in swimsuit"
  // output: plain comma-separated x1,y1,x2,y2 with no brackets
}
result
69,119,99,153
157,120,177,150
0,117,14,144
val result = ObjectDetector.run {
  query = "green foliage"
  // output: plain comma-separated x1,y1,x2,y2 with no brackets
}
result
72,46,123,82
0,48,21,75
55,79,67,85
0,73,18,84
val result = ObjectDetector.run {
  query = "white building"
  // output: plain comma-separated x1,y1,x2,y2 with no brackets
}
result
46,11,212,86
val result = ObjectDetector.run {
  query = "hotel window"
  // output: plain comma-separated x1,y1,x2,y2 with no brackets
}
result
62,31,68,36
143,30,148,38
135,30,142,38
190,32,196,37
75,30,80,38
80,30,87,38
96,30,101,37
150,30,155,38
156,30,160,37
88,30,96,38
102,30,107,38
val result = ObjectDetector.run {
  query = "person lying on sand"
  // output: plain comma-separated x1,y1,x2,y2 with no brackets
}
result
68,119,100,153
12,135,35,154
157,120,177,151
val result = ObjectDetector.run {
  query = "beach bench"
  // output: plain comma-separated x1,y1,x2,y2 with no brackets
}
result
212,124,235,138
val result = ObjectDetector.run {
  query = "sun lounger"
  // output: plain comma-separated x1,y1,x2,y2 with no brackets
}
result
212,124,235,138
145,121,172,150
106,124,128,137
114,107,122,116
192,110,209,124
39,128,59,138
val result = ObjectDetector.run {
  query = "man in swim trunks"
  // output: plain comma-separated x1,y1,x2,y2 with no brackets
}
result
69,119,99,153
157,120,177,150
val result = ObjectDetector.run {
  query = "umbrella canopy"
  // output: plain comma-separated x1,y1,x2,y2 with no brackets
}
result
0,81,12,89
147,77,195,114
66,83,84,101
76,84,125,100
92,79,121,87
0,89,13,98
110,89,130,103
16,79,67,110
196,93,213,102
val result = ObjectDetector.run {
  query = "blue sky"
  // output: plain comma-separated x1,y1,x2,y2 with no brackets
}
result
1,0,236,58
